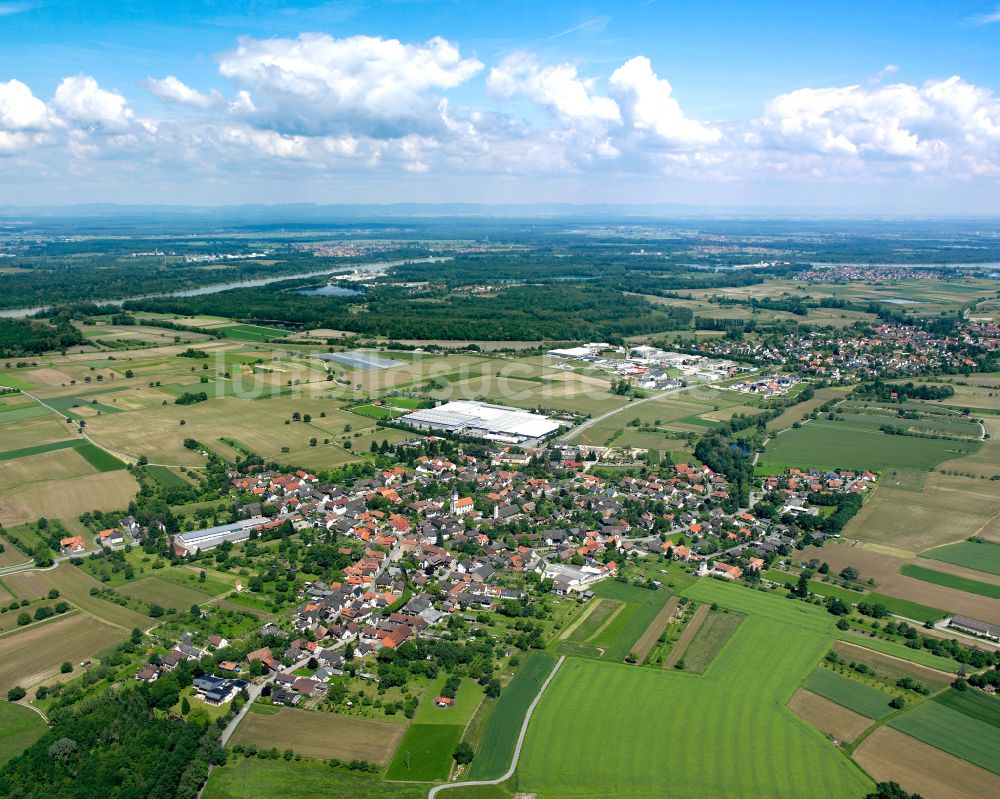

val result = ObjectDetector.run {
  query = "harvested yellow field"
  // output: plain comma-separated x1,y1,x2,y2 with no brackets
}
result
0,612,124,693
0,414,76,449
231,708,404,764
788,688,870,743
0,470,139,527
0,448,96,491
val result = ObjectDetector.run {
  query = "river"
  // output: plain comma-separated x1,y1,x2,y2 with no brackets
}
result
0,256,448,319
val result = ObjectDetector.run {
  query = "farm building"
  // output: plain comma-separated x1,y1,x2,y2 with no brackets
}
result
399,400,561,444
948,614,1000,642
173,515,269,555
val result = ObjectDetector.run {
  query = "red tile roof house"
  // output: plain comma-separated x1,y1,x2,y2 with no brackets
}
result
60,535,86,555
245,646,279,671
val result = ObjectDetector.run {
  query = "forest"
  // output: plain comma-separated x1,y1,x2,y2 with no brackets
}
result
0,687,222,799
0,318,85,356
128,281,694,341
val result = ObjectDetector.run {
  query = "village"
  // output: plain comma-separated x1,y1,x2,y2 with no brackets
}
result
103,434,892,721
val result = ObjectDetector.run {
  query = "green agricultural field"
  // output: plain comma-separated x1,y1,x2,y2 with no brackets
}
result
563,598,623,643
581,580,674,662
899,564,1000,599
516,584,874,799
684,580,958,672
0,438,124,471
117,575,213,611
220,324,288,341
351,404,407,420
0,701,47,766
866,592,948,622
73,442,126,471
202,758,426,799
155,566,235,598
0,373,33,390
384,724,463,782
0,439,79,461
802,669,895,719
890,700,1000,775
0,404,52,422
921,540,1000,576
412,677,485,727
764,570,870,604
677,608,745,674
935,688,1000,728
760,420,979,472
467,652,557,780
145,464,191,488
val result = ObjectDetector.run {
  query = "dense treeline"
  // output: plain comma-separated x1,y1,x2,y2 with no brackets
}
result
695,435,755,509
853,380,955,402
0,318,85,355
0,688,221,799
0,253,424,310
129,282,693,342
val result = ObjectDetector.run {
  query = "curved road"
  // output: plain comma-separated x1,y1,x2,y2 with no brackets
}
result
427,655,565,799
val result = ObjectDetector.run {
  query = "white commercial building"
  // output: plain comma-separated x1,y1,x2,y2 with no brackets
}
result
400,400,561,444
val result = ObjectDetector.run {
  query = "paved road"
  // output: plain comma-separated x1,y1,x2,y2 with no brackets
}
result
427,655,565,799
561,381,707,443
219,645,345,745
0,548,105,577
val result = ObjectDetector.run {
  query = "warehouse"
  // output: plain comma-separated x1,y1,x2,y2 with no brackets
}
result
399,400,561,444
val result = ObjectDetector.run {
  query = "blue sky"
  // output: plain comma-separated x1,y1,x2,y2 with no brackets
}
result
1,1,1000,211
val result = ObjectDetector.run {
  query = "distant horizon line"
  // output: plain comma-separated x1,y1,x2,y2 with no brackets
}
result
0,202,999,222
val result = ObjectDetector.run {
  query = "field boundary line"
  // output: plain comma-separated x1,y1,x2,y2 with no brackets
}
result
427,655,565,799
558,598,602,641
582,601,626,643
664,602,709,669
833,641,956,680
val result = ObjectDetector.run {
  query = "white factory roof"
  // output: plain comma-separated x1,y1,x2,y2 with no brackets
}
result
401,400,560,440
546,346,593,359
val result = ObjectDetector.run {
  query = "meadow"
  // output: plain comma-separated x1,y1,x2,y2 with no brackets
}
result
561,598,623,644
675,607,745,673
865,592,947,622
801,669,894,719
466,652,558,781
760,419,979,472
889,701,1000,776
383,724,463,782
921,540,1000,576
583,580,675,662
935,688,1000,728
202,758,426,799
2,564,153,630
0,701,47,766
231,707,404,764
898,564,1000,599
118,575,214,610
516,581,875,799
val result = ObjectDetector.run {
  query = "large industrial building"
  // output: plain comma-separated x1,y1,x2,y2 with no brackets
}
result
399,400,561,444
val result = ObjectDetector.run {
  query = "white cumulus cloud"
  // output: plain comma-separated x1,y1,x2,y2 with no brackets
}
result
0,79,49,131
217,32,483,136
609,56,721,146
487,52,621,126
143,76,221,109
52,75,133,132
756,76,1000,173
